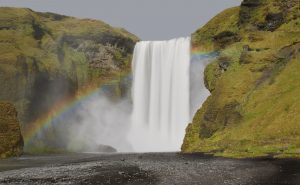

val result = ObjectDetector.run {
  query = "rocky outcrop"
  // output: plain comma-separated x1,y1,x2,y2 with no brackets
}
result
0,102,23,158
77,144,117,153
183,0,300,158
0,7,138,151
213,31,241,48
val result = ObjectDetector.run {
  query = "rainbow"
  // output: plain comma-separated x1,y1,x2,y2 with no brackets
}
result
23,75,130,145
191,49,219,60
23,51,218,145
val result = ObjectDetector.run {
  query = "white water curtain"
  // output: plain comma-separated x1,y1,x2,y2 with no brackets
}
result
129,37,191,152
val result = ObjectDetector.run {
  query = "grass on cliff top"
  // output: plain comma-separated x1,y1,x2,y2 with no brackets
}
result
192,7,240,52
0,6,136,79
0,7,138,41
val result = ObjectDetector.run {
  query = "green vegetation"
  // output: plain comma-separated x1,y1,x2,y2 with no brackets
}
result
183,0,300,158
0,7,138,122
0,102,23,158
0,7,138,153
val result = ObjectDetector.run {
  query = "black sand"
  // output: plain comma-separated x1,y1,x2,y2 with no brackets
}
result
0,153,299,185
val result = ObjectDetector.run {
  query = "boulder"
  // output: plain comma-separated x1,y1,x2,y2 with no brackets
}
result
0,102,23,158
96,144,117,153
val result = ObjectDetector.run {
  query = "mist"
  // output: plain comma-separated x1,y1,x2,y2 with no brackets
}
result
30,82,134,153
190,54,215,118
30,51,215,154
66,93,133,152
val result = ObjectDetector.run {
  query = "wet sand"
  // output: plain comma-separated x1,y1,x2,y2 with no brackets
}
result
0,152,299,185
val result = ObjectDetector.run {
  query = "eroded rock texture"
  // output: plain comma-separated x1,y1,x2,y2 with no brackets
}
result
0,102,23,158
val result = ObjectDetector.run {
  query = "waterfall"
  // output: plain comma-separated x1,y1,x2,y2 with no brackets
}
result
129,37,191,152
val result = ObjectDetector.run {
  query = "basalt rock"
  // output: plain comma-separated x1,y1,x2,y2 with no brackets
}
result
239,0,263,25
213,31,240,48
257,12,285,31
241,0,262,8
96,145,117,153
239,0,300,31
75,144,117,153
218,57,231,71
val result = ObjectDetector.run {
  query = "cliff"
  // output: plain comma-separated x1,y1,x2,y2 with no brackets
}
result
0,102,23,158
182,0,300,158
0,7,138,146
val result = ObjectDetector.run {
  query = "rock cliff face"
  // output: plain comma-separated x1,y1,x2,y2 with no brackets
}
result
0,8,138,135
182,0,300,158
0,102,23,158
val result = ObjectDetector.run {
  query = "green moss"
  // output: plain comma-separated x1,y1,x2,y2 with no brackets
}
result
0,102,23,158
192,7,240,51
0,7,138,153
183,0,300,158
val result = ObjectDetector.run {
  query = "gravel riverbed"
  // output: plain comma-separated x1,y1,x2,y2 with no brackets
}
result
0,153,299,185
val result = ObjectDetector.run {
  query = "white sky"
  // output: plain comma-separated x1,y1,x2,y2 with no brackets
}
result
0,0,242,40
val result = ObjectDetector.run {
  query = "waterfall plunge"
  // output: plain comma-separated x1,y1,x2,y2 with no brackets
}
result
53,37,210,153
129,37,191,152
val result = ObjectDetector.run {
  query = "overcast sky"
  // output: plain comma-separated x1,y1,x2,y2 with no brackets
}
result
0,0,241,40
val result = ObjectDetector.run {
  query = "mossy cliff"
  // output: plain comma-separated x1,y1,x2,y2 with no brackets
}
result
0,102,23,158
182,0,300,158
0,7,138,133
